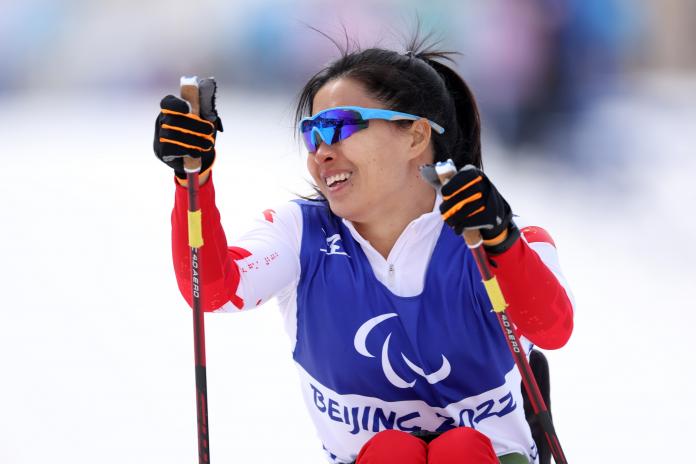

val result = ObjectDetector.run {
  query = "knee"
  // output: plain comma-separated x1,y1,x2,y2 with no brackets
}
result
429,427,498,464
356,430,427,464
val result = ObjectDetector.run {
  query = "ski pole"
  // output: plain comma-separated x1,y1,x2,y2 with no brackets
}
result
420,161,568,464
180,76,211,464
463,228,567,464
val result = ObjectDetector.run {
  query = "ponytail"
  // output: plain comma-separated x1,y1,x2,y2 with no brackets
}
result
423,58,482,169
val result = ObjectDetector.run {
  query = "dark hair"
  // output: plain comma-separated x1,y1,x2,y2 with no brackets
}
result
294,33,482,169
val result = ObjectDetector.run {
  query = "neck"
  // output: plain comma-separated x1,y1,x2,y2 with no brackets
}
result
353,176,436,260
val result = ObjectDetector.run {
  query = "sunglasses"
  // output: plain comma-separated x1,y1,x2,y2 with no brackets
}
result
299,106,445,153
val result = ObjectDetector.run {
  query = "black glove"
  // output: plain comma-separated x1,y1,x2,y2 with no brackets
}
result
439,165,519,252
153,78,223,179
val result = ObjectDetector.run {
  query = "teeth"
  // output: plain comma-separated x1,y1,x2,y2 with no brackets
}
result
325,172,352,187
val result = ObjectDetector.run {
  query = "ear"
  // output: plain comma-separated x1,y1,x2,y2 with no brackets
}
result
406,118,432,160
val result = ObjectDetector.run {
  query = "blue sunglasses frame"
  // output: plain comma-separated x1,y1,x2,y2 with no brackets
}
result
299,106,446,153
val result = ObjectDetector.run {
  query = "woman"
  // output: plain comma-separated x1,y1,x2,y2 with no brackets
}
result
153,42,574,464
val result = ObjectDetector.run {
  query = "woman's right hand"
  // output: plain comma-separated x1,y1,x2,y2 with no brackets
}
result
153,78,223,181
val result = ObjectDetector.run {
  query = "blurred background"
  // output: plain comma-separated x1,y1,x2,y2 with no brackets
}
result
1,0,694,462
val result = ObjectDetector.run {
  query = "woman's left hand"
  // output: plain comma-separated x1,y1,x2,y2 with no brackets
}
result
439,165,515,246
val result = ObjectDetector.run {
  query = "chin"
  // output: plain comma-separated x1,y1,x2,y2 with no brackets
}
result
326,199,355,220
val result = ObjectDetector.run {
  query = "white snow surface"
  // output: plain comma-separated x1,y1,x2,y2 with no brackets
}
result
0,84,694,463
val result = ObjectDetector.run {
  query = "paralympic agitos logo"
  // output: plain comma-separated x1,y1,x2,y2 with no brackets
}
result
353,313,451,388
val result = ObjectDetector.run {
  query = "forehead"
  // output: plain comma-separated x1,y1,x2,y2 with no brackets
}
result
312,78,384,115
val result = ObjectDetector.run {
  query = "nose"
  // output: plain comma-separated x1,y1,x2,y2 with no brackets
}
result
312,140,335,163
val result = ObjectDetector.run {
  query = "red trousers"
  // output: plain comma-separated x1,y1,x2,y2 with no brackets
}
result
356,428,499,464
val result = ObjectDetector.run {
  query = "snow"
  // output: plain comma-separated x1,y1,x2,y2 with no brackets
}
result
0,83,693,463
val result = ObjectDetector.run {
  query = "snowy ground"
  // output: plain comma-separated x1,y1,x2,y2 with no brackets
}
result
1,79,694,463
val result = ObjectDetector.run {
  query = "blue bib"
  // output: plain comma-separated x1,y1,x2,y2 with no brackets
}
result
292,200,515,408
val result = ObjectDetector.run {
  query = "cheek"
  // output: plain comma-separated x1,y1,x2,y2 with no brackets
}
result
368,154,411,194
362,139,400,174
306,155,319,180
360,126,409,163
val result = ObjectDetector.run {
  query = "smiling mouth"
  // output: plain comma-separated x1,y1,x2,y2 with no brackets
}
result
325,172,353,188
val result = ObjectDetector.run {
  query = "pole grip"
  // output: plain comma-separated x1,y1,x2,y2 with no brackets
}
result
181,77,202,172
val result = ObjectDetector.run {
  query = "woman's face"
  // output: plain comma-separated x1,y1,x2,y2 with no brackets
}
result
307,78,424,224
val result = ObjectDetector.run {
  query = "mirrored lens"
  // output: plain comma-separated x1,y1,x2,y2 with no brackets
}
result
300,123,318,152
300,109,368,152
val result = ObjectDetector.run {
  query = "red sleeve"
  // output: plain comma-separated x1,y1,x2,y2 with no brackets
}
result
491,229,574,349
171,175,245,311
